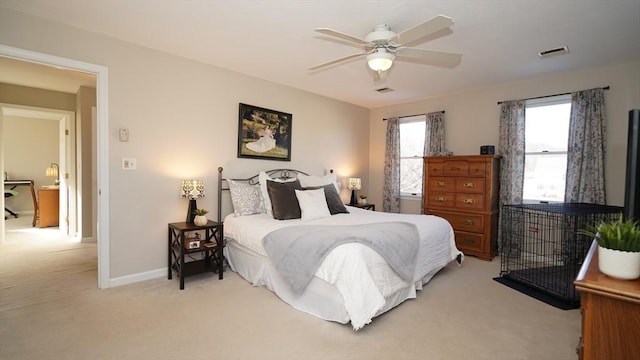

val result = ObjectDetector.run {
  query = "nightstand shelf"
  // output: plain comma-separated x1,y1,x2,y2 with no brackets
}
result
168,221,224,290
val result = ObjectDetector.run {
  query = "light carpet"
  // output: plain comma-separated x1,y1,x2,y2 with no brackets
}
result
0,216,581,360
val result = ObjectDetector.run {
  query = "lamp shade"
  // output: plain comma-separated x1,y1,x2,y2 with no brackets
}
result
367,49,394,72
45,163,59,178
180,180,205,199
348,178,362,190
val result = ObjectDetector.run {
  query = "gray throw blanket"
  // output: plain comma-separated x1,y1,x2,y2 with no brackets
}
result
262,222,420,295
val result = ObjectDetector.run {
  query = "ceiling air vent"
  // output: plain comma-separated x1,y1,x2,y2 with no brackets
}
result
538,46,569,59
375,87,394,93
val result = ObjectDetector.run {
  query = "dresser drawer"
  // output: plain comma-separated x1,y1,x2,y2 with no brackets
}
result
455,178,485,193
469,163,486,176
455,194,486,210
443,161,468,176
454,231,484,253
427,163,444,177
431,211,485,233
426,193,455,208
428,177,455,192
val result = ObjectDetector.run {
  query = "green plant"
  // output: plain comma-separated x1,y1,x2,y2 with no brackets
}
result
359,194,367,199
579,214,640,252
193,208,209,216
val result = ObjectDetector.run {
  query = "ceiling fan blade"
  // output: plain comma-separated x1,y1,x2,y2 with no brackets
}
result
391,15,454,45
396,47,462,68
315,28,370,46
307,53,367,71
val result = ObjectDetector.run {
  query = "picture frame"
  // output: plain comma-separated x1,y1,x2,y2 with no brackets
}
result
237,103,292,161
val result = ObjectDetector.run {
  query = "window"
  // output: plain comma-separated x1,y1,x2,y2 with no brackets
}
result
399,115,426,196
523,95,571,202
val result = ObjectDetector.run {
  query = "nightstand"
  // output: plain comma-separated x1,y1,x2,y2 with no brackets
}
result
168,220,224,290
348,203,375,211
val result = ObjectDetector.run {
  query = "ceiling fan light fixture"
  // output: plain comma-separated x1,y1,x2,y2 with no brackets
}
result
367,49,395,72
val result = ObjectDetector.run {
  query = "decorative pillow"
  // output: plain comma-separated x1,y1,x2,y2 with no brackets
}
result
298,173,340,193
295,189,331,221
266,179,302,220
259,171,298,216
303,184,349,215
227,179,263,216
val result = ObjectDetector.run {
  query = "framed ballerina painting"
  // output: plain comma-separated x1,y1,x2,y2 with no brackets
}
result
237,103,292,161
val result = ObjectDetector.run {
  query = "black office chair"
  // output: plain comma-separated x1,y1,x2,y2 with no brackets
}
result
4,189,19,219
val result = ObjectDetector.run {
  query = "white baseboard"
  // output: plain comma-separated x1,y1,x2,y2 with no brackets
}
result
108,268,166,288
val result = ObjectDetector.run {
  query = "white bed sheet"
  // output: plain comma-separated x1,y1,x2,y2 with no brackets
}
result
224,206,461,330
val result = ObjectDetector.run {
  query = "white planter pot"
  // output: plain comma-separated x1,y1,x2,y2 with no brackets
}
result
193,215,208,226
598,246,640,280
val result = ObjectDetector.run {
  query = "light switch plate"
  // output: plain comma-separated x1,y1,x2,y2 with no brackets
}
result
122,158,136,170
119,128,129,142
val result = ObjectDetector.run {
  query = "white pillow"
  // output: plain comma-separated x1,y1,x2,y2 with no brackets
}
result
259,171,298,216
295,189,331,221
228,179,264,216
297,173,340,193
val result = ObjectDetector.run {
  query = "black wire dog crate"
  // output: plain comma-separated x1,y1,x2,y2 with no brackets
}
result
499,203,623,306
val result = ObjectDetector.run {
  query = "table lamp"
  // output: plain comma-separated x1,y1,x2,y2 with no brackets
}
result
348,177,361,205
45,163,60,185
180,179,205,223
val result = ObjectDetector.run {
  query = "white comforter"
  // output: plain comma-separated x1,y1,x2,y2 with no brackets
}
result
224,206,460,330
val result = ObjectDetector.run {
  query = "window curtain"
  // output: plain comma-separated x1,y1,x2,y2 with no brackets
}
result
498,100,526,207
565,88,607,204
498,100,525,256
423,111,445,156
383,117,401,213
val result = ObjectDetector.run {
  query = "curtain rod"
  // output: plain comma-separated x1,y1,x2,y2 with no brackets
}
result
382,110,445,121
497,86,610,105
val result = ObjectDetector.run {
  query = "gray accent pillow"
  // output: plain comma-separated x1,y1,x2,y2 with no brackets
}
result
227,179,264,216
266,179,302,220
303,184,349,215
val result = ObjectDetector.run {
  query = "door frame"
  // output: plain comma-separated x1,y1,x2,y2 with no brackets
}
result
0,44,111,289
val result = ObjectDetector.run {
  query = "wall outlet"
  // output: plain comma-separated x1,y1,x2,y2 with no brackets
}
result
122,158,137,170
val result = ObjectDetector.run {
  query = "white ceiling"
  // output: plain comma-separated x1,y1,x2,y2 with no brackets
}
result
1,0,639,109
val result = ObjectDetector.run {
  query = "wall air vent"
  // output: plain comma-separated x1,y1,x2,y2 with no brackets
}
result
538,46,569,59
375,87,393,93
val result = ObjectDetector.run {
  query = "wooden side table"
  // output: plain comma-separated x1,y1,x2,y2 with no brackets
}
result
348,203,375,211
38,187,59,228
168,220,224,290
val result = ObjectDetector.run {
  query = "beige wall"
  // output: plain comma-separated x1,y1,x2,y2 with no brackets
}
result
370,60,640,213
77,86,96,240
3,115,58,212
0,8,370,280
0,83,76,111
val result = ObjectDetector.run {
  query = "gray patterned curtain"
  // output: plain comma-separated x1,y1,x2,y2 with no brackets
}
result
498,100,526,207
565,88,607,204
498,100,525,256
383,117,401,213
423,111,445,156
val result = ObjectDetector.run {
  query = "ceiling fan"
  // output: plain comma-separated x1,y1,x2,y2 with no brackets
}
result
308,15,462,76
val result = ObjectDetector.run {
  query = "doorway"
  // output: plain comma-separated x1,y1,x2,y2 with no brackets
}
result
0,45,110,289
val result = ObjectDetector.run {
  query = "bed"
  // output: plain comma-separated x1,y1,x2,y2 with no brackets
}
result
217,167,463,330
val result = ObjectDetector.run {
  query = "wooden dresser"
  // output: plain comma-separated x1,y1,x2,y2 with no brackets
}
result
574,241,640,360
38,187,59,228
423,155,500,261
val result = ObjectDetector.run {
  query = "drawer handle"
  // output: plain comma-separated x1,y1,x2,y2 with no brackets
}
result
463,238,475,244
463,182,476,188
435,196,446,202
463,198,476,204
464,219,475,225
436,181,446,187
450,166,461,171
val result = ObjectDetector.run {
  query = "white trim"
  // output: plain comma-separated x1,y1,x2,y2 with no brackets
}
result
0,44,111,289
109,268,166,288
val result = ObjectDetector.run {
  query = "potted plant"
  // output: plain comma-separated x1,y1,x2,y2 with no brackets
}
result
193,208,209,226
358,194,368,205
580,214,640,280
